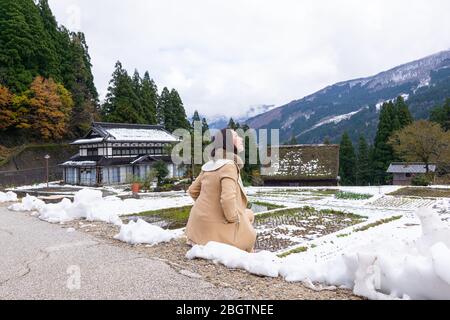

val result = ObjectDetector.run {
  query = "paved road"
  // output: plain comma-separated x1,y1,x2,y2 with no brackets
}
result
0,204,240,300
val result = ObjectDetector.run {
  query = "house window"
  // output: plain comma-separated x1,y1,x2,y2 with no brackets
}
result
87,149,98,156
65,168,77,184
110,167,120,183
406,173,412,178
80,168,96,186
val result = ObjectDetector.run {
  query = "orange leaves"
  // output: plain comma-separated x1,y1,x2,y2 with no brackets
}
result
0,77,74,140
0,86,15,130
27,76,73,140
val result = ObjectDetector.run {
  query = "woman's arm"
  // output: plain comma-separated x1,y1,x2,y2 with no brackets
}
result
219,164,240,223
188,172,203,200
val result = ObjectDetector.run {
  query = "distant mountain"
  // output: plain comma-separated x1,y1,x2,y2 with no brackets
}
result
245,50,450,144
208,105,275,129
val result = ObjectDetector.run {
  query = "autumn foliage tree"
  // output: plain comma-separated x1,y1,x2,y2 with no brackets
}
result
2,77,74,140
28,77,73,140
389,120,450,173
0,86,15,130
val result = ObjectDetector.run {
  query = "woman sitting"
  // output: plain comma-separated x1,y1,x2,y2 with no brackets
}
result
185,128,257,253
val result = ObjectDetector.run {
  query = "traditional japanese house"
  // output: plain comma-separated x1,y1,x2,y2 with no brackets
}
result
60,122,183,186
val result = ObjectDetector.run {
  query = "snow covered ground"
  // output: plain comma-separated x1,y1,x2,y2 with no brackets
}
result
0,191,17,203
189,186,450,299
4,185,450,299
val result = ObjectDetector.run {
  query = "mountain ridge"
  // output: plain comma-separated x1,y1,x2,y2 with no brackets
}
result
245,49,450,144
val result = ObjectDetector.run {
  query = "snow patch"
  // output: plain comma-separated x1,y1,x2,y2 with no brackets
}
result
187,207,450,300
8,194,45,211
187,241,281,277
114,219,183,245
301,108,365,135
0,191,17,203
375,94,409,111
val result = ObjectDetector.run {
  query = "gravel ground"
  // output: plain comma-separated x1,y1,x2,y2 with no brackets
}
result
62,219,361,300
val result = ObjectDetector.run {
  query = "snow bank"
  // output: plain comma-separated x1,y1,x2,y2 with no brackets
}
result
0,191,18,203
8,190,122,225
7,188,193,225
187,242,281,277
8,194,45,211
186,208,450,300
283,208,450,299
114,219,183,245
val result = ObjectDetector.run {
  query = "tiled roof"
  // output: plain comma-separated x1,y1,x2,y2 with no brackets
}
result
387,163,437,173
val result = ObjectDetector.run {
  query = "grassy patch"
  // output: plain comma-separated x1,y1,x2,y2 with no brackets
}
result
129,205,193,229
337,233,351,238
277,246,308,258
354,215,403,232
256,206,366,223
335,191,373,200
313,189,339,196
388,187,450,198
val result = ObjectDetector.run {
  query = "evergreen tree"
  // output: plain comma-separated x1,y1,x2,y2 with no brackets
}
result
339,132,356,185
227,118,237,130
201,117,209,135
430,98,450,131
240,124,260,185
372,102,397,184
356,135,371,186
140,71,158,124
0,0,98,140
394,96,413,128
191,110,201,127
66,32,99,136
101,61,143,124
0,0,56,92
372,97,413,184
168,88,190,131
157,87,171,127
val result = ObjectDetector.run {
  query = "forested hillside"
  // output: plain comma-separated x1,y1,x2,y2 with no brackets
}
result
0,0,98,145
0,0,191,149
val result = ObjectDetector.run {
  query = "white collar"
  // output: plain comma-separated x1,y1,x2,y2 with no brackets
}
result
201,159,234,172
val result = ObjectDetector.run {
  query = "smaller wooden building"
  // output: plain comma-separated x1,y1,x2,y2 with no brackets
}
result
387,162,436,185
261,145,340,187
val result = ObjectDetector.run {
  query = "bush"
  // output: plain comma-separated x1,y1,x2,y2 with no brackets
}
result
335,191,373,200
411,174,432,186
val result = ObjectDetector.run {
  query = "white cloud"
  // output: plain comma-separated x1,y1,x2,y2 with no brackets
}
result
49,0,450,119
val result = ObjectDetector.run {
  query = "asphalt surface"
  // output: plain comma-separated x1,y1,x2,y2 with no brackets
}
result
0,204,240,300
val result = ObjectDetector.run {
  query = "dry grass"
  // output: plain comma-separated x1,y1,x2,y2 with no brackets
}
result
388,187,450,198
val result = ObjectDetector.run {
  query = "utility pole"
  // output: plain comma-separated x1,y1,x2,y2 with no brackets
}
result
44,154,50,188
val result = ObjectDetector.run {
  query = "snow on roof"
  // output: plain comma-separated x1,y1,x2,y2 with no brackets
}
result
104,128,178,142
61,161,97,167
71,122,180,144
387,163,437,174
72,137,104,145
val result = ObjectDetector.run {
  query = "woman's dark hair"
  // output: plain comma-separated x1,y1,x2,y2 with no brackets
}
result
210,128,238,157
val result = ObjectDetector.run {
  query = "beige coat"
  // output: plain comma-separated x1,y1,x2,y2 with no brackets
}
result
185,155,257,252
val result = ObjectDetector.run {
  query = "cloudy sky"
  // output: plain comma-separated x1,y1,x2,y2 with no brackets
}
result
48,0,450,119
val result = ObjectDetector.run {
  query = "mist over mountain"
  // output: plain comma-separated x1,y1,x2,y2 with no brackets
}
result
207,104,275,129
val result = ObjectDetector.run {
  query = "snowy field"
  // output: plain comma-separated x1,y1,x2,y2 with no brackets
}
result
2,185,450,300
